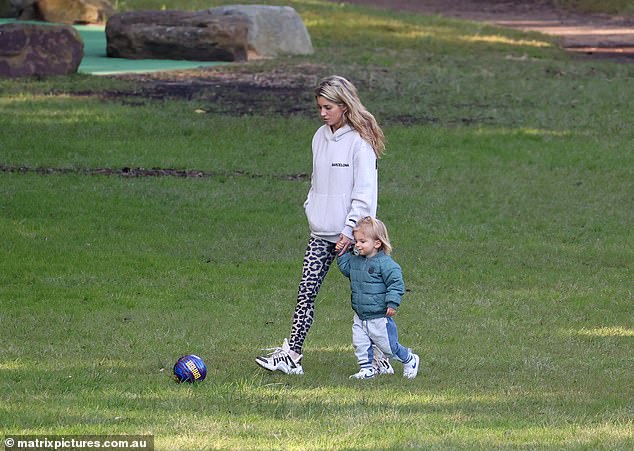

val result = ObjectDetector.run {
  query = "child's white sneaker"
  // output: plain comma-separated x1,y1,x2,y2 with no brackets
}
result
349,367,376,379
256,338,304,375
403,352,420,379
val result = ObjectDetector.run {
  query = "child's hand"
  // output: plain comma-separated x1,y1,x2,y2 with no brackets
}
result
386,307,397,317
335,234,352,256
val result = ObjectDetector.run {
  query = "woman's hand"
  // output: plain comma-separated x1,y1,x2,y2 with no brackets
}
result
386,307,397,317
335,234,352,256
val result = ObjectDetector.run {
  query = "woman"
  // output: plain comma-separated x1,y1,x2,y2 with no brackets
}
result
256,75,389,375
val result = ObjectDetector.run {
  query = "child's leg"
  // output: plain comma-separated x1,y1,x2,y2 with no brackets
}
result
366,317,412,363
352,313,374,370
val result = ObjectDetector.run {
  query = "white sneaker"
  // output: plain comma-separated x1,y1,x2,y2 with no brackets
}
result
372,346,394,375
256,338,304,375
403,352,420,379
349,367,376,379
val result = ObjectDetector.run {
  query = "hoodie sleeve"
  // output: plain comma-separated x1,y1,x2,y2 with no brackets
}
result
342,140,378,239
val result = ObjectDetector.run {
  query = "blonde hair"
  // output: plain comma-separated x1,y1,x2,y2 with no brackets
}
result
354,216,393,255
314,75,385,158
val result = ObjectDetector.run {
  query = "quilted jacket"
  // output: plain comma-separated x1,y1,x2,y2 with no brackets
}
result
337,250,405,320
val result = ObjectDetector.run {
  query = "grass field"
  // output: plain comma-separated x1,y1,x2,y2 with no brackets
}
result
1,0,633,449
556,0,634,15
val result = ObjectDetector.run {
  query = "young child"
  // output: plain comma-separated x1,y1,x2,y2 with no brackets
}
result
337,217,420,379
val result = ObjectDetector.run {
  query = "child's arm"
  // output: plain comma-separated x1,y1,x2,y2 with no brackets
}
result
336,249,352,278
383,260,405,312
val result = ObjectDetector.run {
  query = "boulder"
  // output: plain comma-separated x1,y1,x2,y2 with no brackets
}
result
1,0,19,18
0,22,84,77
35,0,115,24
5,0,36,19
10,0,36,10
209,5,313,58
105,10,249,62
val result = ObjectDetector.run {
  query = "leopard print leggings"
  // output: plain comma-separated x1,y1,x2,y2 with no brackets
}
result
288,237,337,354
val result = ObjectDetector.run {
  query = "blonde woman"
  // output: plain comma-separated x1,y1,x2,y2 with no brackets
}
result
337,217,420,379
256,75,388,375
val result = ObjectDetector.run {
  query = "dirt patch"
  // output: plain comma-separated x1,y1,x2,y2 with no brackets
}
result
331,0,634,61
0,164,309,180
76,64,323,117
97,78,312,115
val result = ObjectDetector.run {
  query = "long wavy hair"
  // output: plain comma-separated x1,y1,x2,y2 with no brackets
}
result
314,75,385,158
354,216,393,255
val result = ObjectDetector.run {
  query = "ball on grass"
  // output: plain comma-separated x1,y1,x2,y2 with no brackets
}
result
173,354,207,383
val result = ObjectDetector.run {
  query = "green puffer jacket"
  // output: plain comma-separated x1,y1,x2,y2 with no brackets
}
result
337,250,405,320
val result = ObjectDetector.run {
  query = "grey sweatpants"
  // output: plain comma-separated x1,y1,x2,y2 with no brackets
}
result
352,313,411,369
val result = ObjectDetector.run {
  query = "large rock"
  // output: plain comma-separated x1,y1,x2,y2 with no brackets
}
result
9,0,35,12
209,5,313,58
4,0,35,19
9,0,114,23
0,22,84,77
1,0,19,18
36,0,115,24
105,10,249,62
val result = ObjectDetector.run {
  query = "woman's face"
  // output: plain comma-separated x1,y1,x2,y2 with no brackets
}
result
316,96,346,130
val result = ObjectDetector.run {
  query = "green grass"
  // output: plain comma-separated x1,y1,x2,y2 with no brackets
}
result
556,0,634,15
1,0,633,449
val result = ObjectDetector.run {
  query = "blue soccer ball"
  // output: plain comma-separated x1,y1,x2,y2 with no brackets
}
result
173,354,207,383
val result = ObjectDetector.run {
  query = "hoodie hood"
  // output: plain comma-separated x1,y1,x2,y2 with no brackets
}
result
326,124,355,142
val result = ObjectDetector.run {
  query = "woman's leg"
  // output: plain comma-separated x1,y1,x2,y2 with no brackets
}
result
288,237,336,354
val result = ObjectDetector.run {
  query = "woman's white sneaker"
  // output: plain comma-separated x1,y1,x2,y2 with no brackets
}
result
256,338,304,375
372,346,394,375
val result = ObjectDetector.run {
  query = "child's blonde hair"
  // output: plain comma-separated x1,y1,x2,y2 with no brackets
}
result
354,216,393,255
314,75,386,158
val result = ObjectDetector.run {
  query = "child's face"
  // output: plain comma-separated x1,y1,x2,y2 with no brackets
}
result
353,229,381,258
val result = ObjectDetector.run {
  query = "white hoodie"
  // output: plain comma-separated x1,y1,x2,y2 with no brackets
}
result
304,124,378,243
